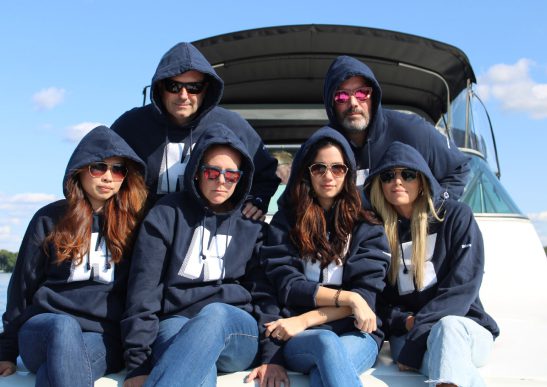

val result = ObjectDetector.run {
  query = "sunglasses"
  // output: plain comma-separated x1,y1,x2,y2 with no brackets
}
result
308,163,348,178
88,162,128,181
379,168,418,183
333,87,373,104
163,79,207,94
200,165,243,184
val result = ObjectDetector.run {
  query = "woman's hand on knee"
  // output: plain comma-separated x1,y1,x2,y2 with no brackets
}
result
0,361,16,376
245,363,290,387
265,317,308,341
123,375,148,387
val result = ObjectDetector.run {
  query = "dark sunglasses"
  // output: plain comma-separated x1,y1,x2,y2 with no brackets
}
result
333,87,373,104
379,168,418,183
88,162,128,181
200,165,243,184
163,79,207,95
308,162,348,178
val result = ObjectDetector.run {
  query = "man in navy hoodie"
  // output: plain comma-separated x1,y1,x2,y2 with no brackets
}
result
323,55,470,199
111,42,279,219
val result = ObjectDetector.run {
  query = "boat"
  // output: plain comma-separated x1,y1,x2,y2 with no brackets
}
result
3,24,546,386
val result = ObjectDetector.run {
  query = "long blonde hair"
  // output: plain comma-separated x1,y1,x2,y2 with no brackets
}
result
370,174,443,290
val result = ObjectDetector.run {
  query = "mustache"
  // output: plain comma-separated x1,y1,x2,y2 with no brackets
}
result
343,107,365,115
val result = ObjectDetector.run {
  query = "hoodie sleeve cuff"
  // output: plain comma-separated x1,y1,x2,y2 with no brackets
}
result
287,281,319,307
396,338,426,370
260,338,285,366
125,359,152,380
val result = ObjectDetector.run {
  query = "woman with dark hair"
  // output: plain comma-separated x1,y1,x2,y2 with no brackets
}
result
256,126,390,387
0,126,147,387
365,141,499,387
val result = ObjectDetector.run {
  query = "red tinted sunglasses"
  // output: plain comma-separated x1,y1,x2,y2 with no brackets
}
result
200,165,243,184
333,87,373,104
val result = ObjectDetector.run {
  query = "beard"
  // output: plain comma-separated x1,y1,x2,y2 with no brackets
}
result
339,107,370,133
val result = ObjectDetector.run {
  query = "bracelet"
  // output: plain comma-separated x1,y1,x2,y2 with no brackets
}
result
334,289,342,308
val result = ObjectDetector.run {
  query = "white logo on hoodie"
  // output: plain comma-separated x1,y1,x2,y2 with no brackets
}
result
68,232,115,284
178,225,232,281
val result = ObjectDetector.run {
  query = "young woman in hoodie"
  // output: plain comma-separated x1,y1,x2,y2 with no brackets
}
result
258,127,390,387
122,123,287,387
365,141,499,387
0,126,147,387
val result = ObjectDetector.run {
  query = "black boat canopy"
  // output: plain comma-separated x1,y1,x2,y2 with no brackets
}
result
192,24,476,123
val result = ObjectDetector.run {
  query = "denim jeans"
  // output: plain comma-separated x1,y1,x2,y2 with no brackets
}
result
283,329,378,387
18,313,123,387
390,316,494,387
145,303,259,387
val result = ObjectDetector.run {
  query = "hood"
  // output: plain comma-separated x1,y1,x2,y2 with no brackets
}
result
364,141,445,201
279,126,355,208
184,123,254,212
150,42,224,125
323,55,383,132
63,125,146,197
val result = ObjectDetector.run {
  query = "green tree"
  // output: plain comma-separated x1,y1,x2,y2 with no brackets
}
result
0,249,18,272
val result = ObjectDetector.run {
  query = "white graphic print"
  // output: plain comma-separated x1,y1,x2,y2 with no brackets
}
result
178,226,232,281
158,142,191,194
397,233,438,295
68,232,115,284
355,168,369,187
303,236,351,286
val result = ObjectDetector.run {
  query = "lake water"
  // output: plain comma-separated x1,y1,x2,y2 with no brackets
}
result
0,272,11,328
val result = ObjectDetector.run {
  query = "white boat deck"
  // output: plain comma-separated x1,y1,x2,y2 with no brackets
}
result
1,216,546,386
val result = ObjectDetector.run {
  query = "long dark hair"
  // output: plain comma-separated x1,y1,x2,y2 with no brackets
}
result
288,139,365,268
44,159,147,265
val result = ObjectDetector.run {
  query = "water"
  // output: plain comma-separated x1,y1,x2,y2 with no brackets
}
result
0,272,11,326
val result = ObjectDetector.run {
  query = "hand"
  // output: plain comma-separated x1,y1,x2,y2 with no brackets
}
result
0,361,16,376
405,315,415,331
265,317,308,341
245,363,290,387
397,362,417,372
123,375,148,387
242,202,265,221
348,292,377,333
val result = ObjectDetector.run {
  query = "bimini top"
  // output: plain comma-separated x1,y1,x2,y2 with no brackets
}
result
192,24,476,122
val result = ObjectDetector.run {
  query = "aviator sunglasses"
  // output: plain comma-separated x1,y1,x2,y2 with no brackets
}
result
200,165,243,184
379,168,418,183
333,87,373,104
88,162,128,181
163,79,207,94
308,163,349,178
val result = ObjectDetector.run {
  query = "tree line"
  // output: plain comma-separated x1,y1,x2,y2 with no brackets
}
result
0,250,17,272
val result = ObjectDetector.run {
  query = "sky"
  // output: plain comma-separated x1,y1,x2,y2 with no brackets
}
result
1,0,546,252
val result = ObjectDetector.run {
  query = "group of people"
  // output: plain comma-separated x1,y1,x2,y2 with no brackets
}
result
0,41,499,387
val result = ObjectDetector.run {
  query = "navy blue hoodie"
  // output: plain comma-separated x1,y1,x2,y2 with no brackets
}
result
364,141,499,369
0,126,146,363
121,123,282,378
324,55,469,200
263,127,391,348
111,42,280,209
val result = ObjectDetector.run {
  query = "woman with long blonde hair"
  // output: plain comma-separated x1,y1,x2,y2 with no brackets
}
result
0,126,147,387
366,141,499,387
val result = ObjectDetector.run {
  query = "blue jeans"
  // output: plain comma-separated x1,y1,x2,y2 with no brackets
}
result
145,303,259,387
390,316,494,387
18,313,123,387
283,329,378,387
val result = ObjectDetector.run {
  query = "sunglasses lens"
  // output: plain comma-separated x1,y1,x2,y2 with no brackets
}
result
333,91,350,104
203,167,221,180
184,82,206,94
401,169,417,181
164,79,206,94
354,88,371,101
309,163,327,176
111,164,128,180
89,162,108,177
224,170,241,183
379,171,395,183
330,164,348,177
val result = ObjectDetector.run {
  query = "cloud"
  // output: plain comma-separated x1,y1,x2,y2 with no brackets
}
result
65,122,104,143
0,192,59,252
477,59,547,119
32,87,66,110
